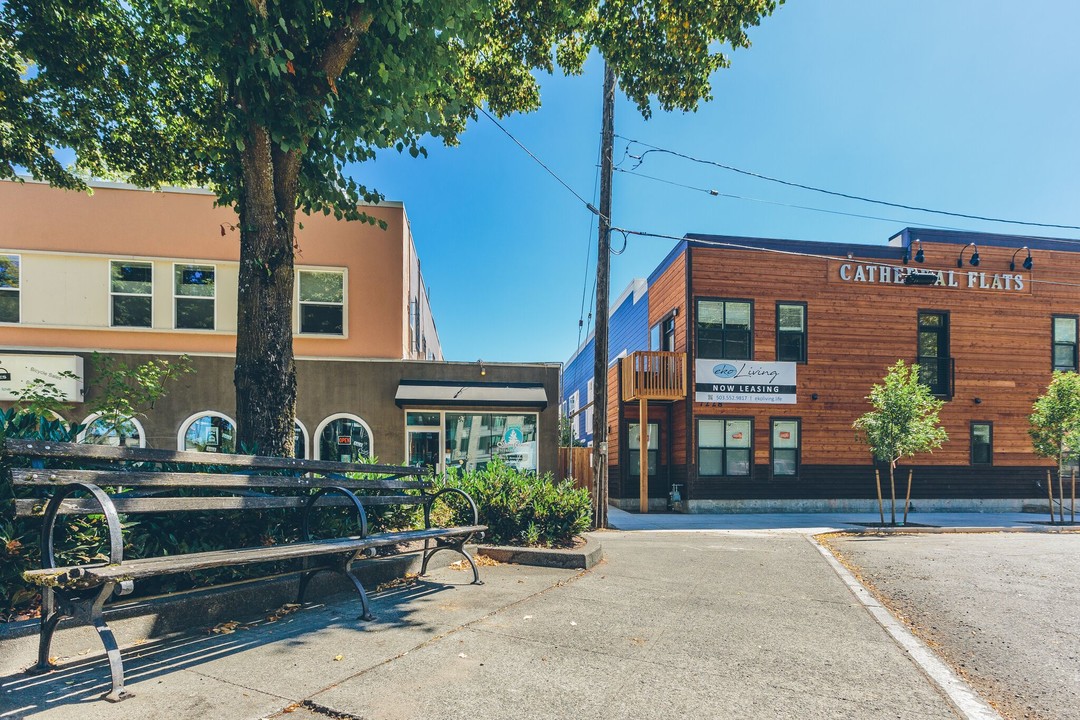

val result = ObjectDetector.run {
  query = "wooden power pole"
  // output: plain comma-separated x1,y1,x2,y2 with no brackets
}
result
591,62,616,529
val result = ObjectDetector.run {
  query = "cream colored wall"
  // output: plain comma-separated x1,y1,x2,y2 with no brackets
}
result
0,180,413,358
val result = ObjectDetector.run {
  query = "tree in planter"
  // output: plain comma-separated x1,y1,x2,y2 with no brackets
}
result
853,360,948,526
1029,371,1080,523
3,0,783,455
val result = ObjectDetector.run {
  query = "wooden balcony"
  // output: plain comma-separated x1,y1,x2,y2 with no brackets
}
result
621,351,687,402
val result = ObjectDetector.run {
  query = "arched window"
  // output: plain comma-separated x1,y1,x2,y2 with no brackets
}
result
78,413,146,448
177,411,236,453
294,420,309,459
315,413,373,462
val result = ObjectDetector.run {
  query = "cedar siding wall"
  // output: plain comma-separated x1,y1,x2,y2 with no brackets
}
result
609,232,1077,502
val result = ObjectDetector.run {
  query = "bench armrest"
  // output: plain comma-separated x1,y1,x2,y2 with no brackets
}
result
302,486,369,540
423,488,480,531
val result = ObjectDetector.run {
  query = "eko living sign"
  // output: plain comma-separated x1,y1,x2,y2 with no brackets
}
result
695,360,796,404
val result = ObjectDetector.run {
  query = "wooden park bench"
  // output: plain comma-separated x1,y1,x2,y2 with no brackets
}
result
6,438,486,702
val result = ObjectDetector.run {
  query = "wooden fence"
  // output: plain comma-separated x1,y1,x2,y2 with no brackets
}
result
557,446,593,494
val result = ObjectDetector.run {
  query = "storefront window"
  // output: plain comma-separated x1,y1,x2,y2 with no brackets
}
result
181,413,236,453
80,414,145,447
628,422,659,477
444,412,537,472
317,415,372,462
294,421,308,459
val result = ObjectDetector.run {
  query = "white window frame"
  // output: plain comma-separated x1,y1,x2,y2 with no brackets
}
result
314,412,374,460
296,268,346,336
294,419,310,459
567,391,580,439
173,262,217,330
110,259,154,328
0,253,21,324
177,410,236,452
585,379,594,434
78,412,147,448
404,409,540,474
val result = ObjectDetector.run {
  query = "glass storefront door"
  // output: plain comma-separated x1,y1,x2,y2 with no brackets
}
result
408,430,440,470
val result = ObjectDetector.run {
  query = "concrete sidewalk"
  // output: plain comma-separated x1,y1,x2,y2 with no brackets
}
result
2,528,974,719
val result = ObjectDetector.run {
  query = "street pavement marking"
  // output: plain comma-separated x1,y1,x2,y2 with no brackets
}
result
810,535,1003,720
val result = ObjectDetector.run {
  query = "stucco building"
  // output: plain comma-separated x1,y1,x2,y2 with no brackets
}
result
0,179,558,473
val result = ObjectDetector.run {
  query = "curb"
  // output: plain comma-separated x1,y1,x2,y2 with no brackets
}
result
830,524,1080,535
471,534,602,570
810,534,1003,720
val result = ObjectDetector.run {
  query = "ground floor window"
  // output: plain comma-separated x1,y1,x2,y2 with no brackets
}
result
971,422,992,465
406,410,538,473
294,420,308,459
178,412,236,453
316,414,372,462
628,422,658,477
698,418,751,477
79,413,145,447
771,418,800,477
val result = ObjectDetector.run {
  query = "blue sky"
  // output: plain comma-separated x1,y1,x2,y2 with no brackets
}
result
356,1,1080,365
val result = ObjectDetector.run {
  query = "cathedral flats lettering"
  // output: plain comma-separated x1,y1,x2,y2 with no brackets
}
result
831,261,1029,294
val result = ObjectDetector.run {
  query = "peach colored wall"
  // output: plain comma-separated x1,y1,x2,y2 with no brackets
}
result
0,180,408,358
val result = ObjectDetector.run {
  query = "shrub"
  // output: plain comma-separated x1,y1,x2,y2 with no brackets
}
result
433,459,591,547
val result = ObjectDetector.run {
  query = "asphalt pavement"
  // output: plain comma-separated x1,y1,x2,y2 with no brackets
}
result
829,533,1080,720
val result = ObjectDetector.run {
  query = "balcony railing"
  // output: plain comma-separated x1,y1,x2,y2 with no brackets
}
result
621,351,687,402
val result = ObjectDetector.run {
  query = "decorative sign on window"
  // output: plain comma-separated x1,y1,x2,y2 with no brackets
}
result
695,359,796,404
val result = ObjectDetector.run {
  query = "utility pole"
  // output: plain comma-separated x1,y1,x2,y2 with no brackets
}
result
591,62,615,530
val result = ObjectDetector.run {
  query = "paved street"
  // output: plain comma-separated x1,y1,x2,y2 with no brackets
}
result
2,529,967,720
828,533,1080,720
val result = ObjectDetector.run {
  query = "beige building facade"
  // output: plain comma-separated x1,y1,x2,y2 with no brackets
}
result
0,180,558,473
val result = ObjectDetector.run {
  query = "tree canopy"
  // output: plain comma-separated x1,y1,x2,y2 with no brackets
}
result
2,0,783,454
1030,371,1080,466
854,360,948,468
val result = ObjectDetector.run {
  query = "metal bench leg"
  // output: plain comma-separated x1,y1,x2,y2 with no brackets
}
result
26,588,63,676
297,569,331,604
90,583,131,702
421,543,484,586
342,561,375,622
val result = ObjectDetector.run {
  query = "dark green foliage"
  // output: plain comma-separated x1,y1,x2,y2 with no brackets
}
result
433,459,590,547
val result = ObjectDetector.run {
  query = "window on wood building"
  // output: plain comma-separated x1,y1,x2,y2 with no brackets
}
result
696,299,752,360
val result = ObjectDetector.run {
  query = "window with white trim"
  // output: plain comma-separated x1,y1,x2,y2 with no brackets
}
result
0,254,20,323
585,379,594,433
316,414,372,462
111,261,153,328
174,264,215,330
179,412,236,453
568,391,580,439
79,413,145,448
298,270,344,335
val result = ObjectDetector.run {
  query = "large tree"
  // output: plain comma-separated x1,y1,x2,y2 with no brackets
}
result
2,0,782,455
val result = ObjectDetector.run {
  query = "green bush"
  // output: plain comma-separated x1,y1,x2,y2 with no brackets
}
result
433,459,591,547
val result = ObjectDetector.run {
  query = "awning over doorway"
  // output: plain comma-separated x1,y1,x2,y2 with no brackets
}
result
395,380,548,408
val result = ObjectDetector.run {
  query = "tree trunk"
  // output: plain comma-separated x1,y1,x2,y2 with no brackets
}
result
889,462,896,526
234,126,299,457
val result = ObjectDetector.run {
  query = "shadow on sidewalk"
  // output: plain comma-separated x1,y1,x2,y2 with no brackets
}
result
0,579,457,712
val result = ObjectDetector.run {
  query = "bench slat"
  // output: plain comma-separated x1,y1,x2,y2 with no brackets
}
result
3,439,426,477
15,494,430,516
23,525,487,588
11,468,431,490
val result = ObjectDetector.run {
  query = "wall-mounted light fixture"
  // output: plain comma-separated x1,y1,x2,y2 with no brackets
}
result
903,239,924,265
811,393,819,401
957,242,980,268
1010,246,1033,271
973,397,982,405
478,359,486,376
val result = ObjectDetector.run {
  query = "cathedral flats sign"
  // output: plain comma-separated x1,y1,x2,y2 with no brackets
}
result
828,260,1031,294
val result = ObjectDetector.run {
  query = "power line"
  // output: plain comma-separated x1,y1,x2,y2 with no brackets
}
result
613,167,975,233
481,107,604,220
617,135,1080,232
577,131,603,346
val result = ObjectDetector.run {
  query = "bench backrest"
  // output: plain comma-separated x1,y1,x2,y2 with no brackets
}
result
5,438,435,518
